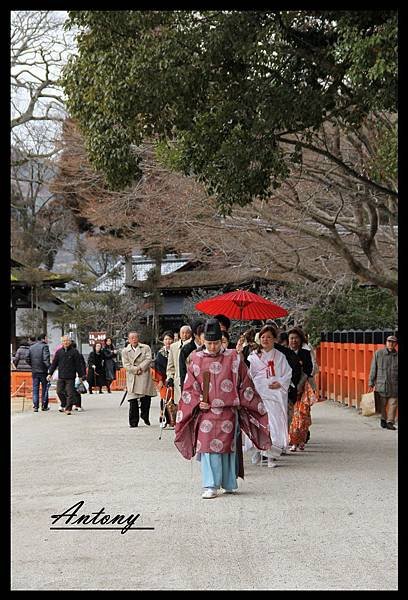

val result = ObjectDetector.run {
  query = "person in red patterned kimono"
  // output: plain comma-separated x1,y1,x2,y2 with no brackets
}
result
174,318,272,499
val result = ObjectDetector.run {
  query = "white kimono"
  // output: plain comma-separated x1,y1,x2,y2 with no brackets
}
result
246,348,292,457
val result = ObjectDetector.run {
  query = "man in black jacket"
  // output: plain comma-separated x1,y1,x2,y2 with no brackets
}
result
71,341,87,411
27,334,51,412
47,336,86,415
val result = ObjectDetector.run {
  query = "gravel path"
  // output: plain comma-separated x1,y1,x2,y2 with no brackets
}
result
11,393,398,590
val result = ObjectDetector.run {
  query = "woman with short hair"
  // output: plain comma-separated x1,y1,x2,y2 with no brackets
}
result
87,342,106,394
287,327,315,451
102,337,118,393
152,331,176,427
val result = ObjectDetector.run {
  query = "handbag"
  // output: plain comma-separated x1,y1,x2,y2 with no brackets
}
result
77,381,87,394
360,392,376,417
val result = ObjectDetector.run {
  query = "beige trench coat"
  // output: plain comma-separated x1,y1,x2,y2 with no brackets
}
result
166,339,189,403
122,343,156,397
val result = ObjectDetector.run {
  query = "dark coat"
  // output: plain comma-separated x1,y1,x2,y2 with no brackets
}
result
295,347,313,378
27,341,51,374
79,352,86,375
242,343,258,367
87,351,106,387
369,348,398,397
102,347,117,381
49,346,86,379
13,344,32,371
179,339,199,390
274,343,303,404
154,347,169,378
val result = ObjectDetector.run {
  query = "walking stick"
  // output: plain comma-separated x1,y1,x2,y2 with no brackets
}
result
159,386,172,440
158,394,167,441
119,390,127,406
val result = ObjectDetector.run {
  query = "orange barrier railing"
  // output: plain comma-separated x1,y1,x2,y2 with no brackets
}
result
315,342,385,408
11,369,127,397
11,372,32,400
11,372,56,403
110,368,126,390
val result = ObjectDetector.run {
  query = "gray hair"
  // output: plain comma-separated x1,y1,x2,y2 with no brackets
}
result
180,325,192,334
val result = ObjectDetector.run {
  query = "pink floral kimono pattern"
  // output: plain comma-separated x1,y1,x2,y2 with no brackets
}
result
174,348,271,462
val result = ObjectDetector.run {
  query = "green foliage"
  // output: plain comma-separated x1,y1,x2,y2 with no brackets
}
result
154,139,185,171
304,282,397,346
334,12,397,113
365,119,398,185
62,10,397,210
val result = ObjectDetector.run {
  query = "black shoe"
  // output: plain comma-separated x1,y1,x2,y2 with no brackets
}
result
99,390,103,394
380,419,387,428
386,423,396,430
129,424,138,428
142,418,151,426
41,406,50,411
305,430,310,444
33,408,39,412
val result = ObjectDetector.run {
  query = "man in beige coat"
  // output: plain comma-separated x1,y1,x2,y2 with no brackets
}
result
122,332,156,427
165,325,192,403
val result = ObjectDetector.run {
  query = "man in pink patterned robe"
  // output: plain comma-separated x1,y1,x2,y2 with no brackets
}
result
174,319,271,499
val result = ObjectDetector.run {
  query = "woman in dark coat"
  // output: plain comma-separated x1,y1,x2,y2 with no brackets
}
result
87,342,106,394
151,331,176,427
102,337,117,393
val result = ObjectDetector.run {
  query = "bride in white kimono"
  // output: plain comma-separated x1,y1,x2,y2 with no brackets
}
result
246,325,292,467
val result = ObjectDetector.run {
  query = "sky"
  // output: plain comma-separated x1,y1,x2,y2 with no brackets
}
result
11,10,77,154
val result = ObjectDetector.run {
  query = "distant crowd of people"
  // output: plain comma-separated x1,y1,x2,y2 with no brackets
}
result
12,334,119,414
12,318,397,498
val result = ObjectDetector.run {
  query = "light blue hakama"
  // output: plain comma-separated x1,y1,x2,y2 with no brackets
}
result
200,413,239,491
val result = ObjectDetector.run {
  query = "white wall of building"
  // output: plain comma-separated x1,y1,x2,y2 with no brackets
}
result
15,307,64,357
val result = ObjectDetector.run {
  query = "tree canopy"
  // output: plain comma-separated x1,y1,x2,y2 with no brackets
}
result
62,10,397,210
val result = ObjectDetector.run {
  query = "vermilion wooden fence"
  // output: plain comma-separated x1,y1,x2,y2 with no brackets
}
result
315,342,385,408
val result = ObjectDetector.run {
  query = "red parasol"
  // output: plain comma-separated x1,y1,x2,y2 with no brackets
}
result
195,289,288,321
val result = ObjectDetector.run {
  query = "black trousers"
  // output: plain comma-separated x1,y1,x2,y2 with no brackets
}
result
57,379,76,410
73,388,82,407
128,396,151,426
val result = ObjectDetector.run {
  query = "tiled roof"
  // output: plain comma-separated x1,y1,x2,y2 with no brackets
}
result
128,267,291,291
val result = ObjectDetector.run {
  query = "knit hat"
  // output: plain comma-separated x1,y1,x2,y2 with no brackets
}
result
203,318,222,341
